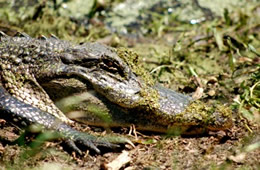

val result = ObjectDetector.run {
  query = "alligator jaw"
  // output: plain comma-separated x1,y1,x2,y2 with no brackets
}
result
49,78,233,135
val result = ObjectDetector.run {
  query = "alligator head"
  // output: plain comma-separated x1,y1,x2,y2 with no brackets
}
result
40,40,233,134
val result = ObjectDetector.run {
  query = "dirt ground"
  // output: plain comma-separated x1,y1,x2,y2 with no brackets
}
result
0,118,259,170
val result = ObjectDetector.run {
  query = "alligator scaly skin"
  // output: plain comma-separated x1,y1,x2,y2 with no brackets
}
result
0,32,125,154
0,32,233,153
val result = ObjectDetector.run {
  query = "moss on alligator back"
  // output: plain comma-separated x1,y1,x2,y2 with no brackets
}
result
116,47,161,110
116,48,155,86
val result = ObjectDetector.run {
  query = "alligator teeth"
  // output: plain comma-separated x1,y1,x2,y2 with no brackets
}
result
0,31,7,38
38,35,47,40
15,32,30,38
50,34,59,40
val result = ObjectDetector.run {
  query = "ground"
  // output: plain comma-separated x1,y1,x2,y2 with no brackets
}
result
0,0,259,169
0,120,259,169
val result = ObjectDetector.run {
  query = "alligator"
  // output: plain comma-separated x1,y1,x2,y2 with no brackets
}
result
0,32,233,154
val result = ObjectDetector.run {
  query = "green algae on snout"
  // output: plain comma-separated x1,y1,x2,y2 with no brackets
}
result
173,100,233,130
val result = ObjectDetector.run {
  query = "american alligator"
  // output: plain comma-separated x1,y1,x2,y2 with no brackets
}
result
0,32,233,153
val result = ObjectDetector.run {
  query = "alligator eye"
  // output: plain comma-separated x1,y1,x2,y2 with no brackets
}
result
101,59,119,72
101,58,125,77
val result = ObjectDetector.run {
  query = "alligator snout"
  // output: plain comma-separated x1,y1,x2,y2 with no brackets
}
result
149,86,233,133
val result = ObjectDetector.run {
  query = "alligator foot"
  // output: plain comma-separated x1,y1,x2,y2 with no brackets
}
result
0,86,127,154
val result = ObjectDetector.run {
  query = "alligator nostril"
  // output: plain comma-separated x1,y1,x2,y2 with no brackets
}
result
134,89,141,94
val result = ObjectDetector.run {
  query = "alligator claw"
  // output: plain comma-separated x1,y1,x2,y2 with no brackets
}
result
65,139,84,155
64,132,126,154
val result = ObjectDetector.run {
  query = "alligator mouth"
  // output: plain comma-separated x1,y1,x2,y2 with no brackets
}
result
46,78,233,135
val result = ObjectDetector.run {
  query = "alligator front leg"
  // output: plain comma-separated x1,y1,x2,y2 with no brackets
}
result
0,86,120,154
